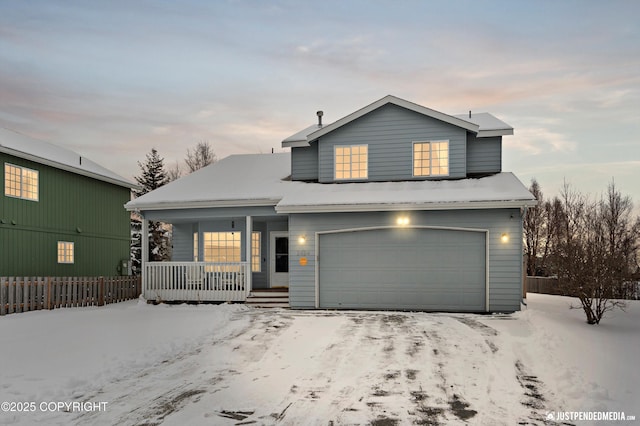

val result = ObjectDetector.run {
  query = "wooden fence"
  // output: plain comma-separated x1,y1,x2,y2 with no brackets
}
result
526,276,562,295
0,276,142,316
526,276,639,299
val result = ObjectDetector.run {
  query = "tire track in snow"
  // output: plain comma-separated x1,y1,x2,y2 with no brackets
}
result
66,309,570,426
274,312,388,424
67,308,261,426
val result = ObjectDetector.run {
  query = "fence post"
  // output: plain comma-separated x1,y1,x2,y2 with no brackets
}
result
46,277,50,310
8,277,14,314
0,277,5,316
98,276,105,306
25,277,31,313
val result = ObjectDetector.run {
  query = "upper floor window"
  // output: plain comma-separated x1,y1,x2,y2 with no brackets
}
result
335,145,368,180
4,163,39,201
413,141,449,177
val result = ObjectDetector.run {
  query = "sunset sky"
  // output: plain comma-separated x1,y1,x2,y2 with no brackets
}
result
1,0,638,206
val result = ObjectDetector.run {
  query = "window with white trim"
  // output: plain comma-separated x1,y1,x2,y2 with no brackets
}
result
335,145,368,180
201,231,261,270
203,232,241,263
193,232,199,261
57,241,74,264
252,231,261,272
413,141,449,176
4,163,39,201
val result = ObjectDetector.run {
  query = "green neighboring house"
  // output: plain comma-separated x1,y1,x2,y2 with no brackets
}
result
1,128,137,277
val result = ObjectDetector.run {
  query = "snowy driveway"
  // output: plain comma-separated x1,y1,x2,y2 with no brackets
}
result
5,296,639,426
71,308,557,425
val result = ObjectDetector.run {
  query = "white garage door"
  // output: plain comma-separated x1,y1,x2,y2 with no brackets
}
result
318,227,486,311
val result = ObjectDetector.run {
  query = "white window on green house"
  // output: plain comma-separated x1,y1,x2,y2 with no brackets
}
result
203,232,241,263
413,141,449,177
57,241,74,264
252,231,261,272
193,232,199,261
335,145,368,180
4,163,39,201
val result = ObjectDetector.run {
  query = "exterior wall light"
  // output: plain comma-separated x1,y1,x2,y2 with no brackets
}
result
501,233,509,243
298,235,306,244
396,217,410,226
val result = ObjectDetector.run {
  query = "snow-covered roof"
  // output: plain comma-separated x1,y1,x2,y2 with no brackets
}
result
125,153,292,210
277,172,536,213
0,127,136,189
281,124,323,147
126,153,536,213
454,113,513,137
282,95,512,147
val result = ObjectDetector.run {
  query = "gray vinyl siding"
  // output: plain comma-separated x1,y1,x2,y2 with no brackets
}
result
289,209,523,312
171,223,196,261
316,104,467,182
466,135,502,174
291,143,319,181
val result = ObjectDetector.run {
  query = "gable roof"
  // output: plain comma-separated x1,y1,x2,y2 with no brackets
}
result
126,153,536,212
282,95,512,148
0,127,136,189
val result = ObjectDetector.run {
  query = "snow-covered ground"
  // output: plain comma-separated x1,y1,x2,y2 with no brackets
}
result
0,294,638,425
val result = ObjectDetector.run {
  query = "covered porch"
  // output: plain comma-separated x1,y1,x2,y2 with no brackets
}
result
140,209,290,303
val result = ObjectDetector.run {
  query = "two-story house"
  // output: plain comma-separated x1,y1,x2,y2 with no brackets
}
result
126,95,536,312
1,128,136,277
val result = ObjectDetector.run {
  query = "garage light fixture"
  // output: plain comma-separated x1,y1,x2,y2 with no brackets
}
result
501,233,509,243
396,217,410,226
298,235,306,244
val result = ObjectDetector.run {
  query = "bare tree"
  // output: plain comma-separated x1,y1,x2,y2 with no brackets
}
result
553,181,637,324
166,161,182,182
185,141,216,173
600,181,640,299
524,179,561,276
524,180,544,276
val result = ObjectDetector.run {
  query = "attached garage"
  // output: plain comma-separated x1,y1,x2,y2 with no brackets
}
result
318,227,487,312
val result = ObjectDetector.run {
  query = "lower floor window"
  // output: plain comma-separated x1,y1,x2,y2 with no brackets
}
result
57,241,74,264
252,231,261,272
201,231,261,271
193,232,199,262
203,232,241,263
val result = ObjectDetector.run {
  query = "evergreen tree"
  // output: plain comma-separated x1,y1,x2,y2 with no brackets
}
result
130,215,142,275
135,148,169,196
132,148,171,263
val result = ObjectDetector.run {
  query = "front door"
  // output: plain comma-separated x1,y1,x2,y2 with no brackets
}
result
270,232,289,288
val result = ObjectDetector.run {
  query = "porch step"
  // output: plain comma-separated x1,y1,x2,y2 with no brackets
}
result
246,289,289,309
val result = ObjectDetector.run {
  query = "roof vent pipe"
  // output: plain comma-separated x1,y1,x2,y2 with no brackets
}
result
317,110,323,127
469,110,472,119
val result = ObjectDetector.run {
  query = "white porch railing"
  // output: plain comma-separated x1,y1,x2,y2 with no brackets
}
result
144,262,249,302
